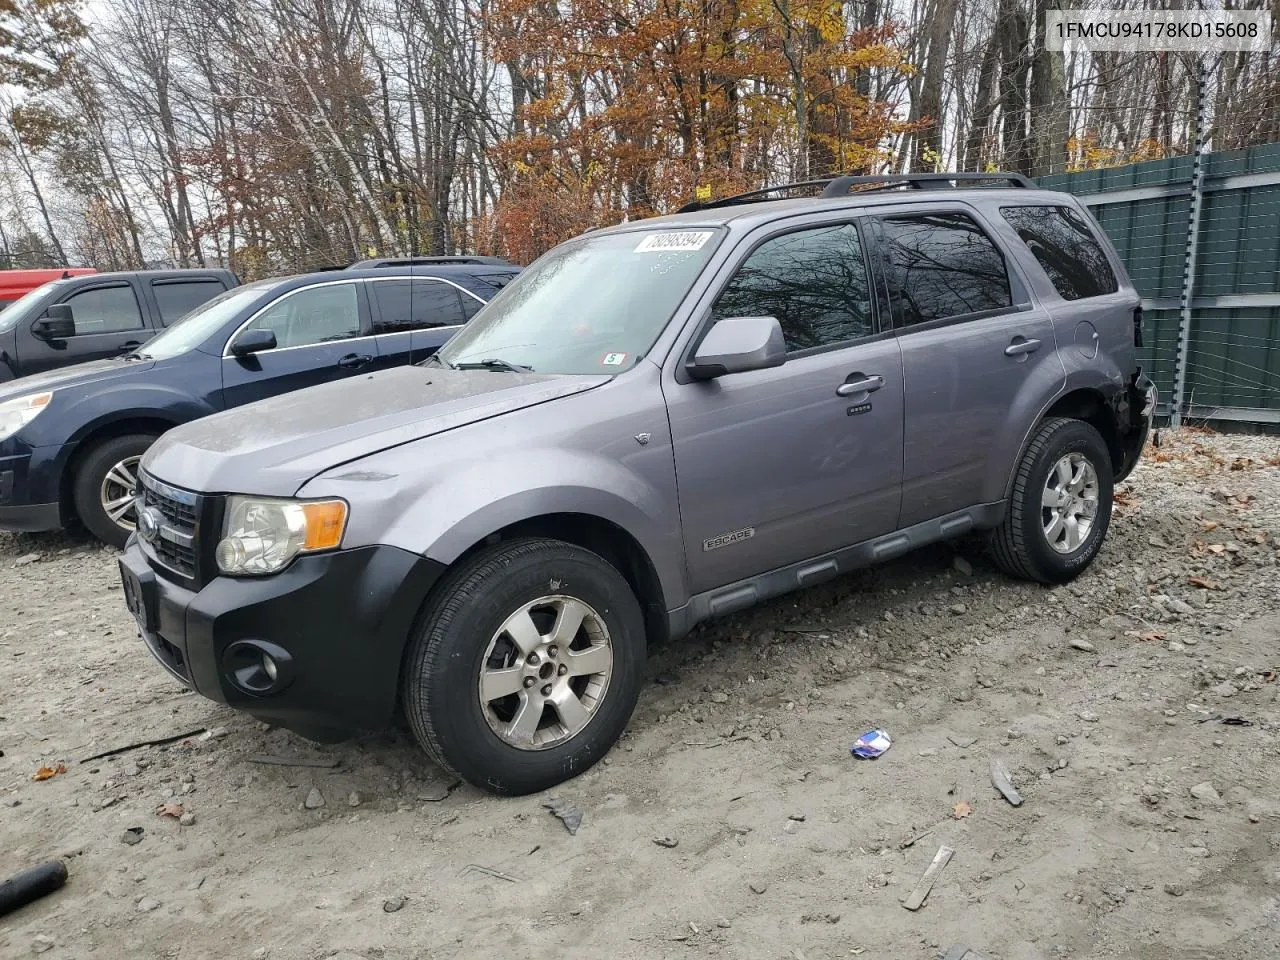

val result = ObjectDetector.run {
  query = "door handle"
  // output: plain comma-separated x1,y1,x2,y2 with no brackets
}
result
1004,337,1042,357
337,353,373,369
836,374,884,397
116,341,142,353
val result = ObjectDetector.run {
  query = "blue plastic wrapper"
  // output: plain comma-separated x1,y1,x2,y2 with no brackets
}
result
851,728,892,759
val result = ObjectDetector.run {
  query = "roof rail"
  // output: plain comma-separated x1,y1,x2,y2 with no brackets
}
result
678,171,1035,212
346,255,514,269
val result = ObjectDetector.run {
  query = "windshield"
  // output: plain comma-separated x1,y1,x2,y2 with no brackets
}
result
437,227,723,375
138,280,283,360
0,283,58,333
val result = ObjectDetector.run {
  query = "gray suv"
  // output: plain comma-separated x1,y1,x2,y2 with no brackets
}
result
119,173,1155,796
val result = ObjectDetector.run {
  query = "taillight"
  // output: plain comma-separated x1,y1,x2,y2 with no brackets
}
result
1132,305,1144,348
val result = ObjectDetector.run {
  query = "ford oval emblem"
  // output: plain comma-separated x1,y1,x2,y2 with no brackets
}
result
137,506,164,543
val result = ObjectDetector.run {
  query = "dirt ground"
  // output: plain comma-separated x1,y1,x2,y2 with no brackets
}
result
2,429,1280,960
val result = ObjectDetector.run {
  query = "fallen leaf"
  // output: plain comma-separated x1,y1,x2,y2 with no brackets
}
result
1200,520,1219,532
155,802,184,818
1187,576,1219,590
1125,630,1166,643
1113,490,1136,507
1230,458,1252,471
32,763,66,782
952,801,972,820
1207,544,1226,555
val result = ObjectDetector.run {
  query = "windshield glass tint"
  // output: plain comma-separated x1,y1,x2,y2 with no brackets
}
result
139,280,282,359
437,228,722,374
0,283,58,333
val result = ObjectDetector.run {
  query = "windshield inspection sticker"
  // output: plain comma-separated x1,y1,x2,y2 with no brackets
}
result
634,231,713,253
602,352,628,366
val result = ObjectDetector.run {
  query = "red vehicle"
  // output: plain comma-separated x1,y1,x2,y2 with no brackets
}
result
0,269,98,306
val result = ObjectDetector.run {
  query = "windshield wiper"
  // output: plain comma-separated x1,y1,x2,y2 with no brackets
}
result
453,358,533,373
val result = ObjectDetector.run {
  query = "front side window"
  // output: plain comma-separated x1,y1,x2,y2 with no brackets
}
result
438,228,721,375
242,283,362,349
64,285,145,333
875,212,1013,326
370,279,468,334
1000,205,1119,300
711,223,873,352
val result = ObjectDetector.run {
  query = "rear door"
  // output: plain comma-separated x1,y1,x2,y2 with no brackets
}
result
868,204,1064,527
17,279,153,375
147,276,232,328
367,277,476,369
219,279,379,408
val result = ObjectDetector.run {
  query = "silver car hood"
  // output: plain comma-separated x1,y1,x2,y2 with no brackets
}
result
142,365,610,497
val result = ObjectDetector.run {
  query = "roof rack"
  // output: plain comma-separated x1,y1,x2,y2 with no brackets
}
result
346,255,514,269
678,171,1035,213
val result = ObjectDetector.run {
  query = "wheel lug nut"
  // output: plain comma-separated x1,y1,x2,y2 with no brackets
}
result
527,652,540,666
541,684,552,696
523,677,535,688
547,645,558,658
558,664,568,676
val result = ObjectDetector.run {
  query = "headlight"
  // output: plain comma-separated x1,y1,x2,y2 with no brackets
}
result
215,496,348,576
0,392,53,442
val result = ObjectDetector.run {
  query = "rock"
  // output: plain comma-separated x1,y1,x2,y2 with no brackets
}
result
1212,681,1237,698
953,556,973,576
950,603,967,616
14,553,41,566
1078,711,1099,723
252,950,269,960
1068,638,1096,653
31,935,55,954
120,827,145,845
1164,882,1185,897
207,726,230,739
711,691,729,704
347,791,362,808
179,812,196,826
1189,782,1221,803
749,882,768,894
1165,598,1196,616
137,897,161,912
304,787,325,810
382,895,407,913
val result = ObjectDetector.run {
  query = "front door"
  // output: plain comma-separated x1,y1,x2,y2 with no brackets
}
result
664,219,905,594
867,207,1065,526
219,280,380,409
18,281,152,375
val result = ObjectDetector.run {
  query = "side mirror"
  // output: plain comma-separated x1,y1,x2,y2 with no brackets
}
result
230,329,277,357
32,304,76,340
687,316,786,380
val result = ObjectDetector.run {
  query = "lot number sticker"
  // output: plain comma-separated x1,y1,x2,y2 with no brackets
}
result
602,352,628,366
634,231,713,253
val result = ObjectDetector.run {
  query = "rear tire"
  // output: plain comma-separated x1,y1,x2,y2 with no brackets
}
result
990,417,1113,584
72,433,157,549
401,537,645,796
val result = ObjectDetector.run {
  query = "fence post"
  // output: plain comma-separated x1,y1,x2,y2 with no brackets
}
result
1170,61,1209,429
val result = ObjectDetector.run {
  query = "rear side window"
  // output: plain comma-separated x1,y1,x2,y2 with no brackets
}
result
712,222,874,352
1000,205,1118,300
874,212,1013,326
370,279,468,334
243,282,361,348
152,279,227,325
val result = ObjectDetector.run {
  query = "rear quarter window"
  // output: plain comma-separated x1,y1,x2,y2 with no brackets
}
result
1000,205,1118,300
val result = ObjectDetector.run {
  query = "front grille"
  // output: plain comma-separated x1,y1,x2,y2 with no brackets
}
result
138,471,204,580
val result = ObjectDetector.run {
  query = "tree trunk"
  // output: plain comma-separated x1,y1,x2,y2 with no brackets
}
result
912,0,958,171
1029,0,1067,175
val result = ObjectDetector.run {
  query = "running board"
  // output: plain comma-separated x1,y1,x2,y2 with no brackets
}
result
668,502,1005,639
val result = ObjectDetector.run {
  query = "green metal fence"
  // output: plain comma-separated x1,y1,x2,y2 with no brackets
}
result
1039,141,1280,425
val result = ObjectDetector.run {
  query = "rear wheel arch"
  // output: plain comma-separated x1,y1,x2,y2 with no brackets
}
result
1004,387,1122,501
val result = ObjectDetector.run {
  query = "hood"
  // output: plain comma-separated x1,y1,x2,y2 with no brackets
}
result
144,365,611,496
0,356,155,402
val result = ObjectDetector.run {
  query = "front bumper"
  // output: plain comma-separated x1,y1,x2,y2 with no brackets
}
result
0,442,63,532
120,538,445,740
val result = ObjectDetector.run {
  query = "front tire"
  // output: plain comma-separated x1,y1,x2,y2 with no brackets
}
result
990,417,1113,584
72,433,158,549
401,537,645,796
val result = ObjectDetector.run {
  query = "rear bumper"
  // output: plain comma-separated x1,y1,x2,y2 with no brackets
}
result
120,538,446,741
1115,372,1156,483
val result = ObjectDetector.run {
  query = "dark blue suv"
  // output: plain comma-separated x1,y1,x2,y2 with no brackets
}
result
0,261,517,547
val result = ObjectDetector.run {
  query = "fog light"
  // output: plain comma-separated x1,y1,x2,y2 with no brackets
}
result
223,639,293,696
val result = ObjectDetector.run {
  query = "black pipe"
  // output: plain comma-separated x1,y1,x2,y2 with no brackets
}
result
0,861,68,917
